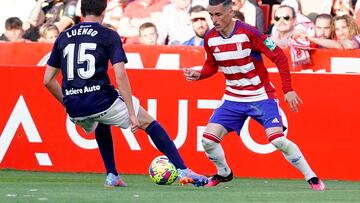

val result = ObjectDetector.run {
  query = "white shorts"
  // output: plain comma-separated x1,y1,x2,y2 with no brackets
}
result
69,96,140,134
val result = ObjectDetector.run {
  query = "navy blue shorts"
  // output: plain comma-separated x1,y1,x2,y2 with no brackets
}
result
209,99,283,135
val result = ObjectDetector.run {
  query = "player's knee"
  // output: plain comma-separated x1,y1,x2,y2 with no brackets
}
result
202,134,220,151
270,135,289,152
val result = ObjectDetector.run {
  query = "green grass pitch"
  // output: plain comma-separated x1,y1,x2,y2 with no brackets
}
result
0,170,359,203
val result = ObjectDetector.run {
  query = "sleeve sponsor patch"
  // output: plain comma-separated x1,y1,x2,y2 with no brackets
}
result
264,38,276,51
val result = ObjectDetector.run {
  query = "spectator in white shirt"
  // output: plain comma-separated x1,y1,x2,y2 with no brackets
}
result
157,0,194,45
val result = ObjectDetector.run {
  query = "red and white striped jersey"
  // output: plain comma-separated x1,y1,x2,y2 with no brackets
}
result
200,20,293,102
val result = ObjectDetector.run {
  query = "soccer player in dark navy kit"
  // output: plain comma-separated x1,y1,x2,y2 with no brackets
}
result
44,0,207,187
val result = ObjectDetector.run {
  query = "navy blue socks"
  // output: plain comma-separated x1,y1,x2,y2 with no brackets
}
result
146,121,187,169
95,121,187,174
95,123,118,176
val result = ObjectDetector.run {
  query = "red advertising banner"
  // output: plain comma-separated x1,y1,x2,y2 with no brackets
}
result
1,43,360,73
0,43,205,69
0,67,360,180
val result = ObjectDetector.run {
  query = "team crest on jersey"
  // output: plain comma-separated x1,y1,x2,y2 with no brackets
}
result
264,37,276,51
236,42,242,50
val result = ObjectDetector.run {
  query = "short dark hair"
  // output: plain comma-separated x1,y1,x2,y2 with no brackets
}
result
5,17,23,30
189,5,207,14
81,0,107,17
314,13,332,24
139,22,157,35
209,0,232,7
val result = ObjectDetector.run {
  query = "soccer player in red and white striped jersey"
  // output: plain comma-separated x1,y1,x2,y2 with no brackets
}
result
183,0,325,191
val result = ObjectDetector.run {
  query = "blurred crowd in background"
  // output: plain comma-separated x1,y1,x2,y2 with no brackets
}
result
0,0,359,50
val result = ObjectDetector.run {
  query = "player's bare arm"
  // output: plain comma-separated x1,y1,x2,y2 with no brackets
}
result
113,62,140,133
43,65,63,104
284,91,303,112
340,39,359,49
183,68,201,81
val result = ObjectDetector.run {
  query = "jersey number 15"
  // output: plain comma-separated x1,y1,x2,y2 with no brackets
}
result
64,43,97,81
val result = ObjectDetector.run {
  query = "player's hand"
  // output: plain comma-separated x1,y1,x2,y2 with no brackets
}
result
183,68,201,81
284,91,303,112
129,114,140,133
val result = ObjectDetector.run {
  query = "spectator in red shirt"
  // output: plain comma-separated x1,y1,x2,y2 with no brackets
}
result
117,0,169,44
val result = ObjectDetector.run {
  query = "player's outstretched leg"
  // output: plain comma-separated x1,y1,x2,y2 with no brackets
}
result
270,135,325,191
145,120,208,186
140,107,208,187
202,133,233,187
